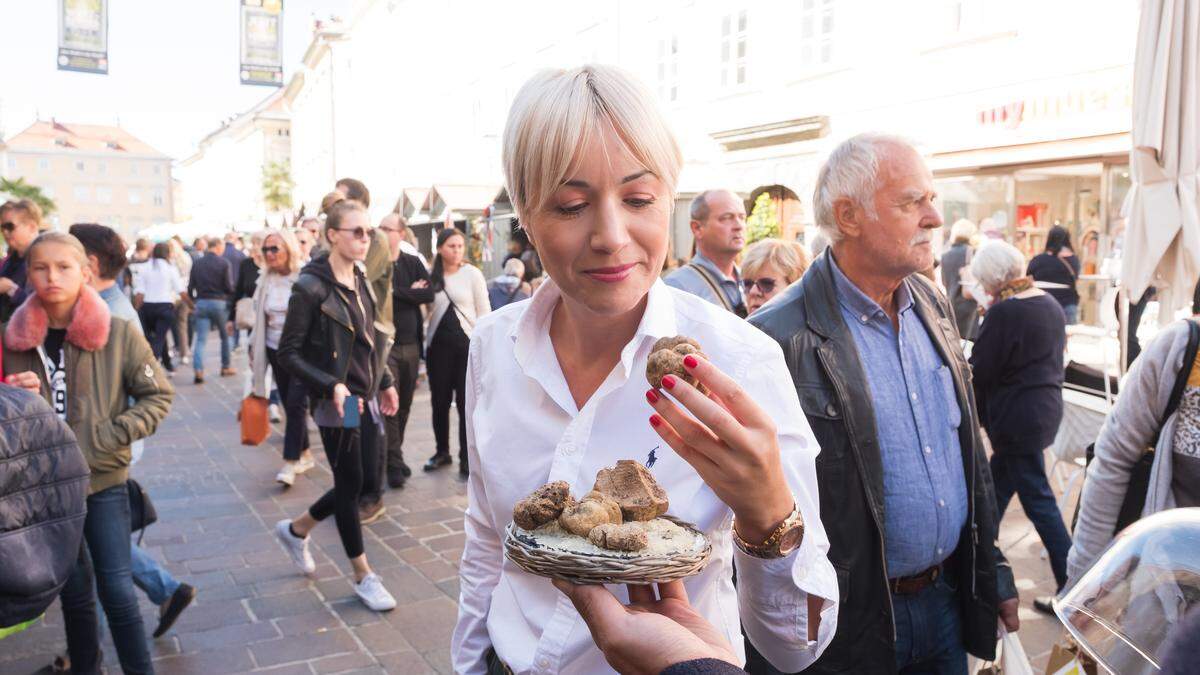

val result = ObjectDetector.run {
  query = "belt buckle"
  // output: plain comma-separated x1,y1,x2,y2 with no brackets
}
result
930,565,940,583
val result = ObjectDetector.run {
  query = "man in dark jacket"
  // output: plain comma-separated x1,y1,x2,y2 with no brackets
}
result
0,200,42,322
750,134,1018,674
188,237,236,383
377,213,431,488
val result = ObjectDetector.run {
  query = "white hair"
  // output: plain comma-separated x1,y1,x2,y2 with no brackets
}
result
501,64,682,221
503,257,525,278
950,218,977,243
969,240,1027,292
813,132,915,243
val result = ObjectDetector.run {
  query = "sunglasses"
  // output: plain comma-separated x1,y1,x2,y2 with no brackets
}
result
330,226,372,240
261,245,281,255
0,221,14,232
742,277,778,294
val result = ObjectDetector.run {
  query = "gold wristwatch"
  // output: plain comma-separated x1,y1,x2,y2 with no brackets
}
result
732,503,805,559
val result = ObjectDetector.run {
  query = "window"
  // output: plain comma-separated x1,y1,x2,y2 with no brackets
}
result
720,10,748,87
131,162,139,175
799,0,836,68
658,35,680,102
96,161,107,175
73,185,90,202
96,186,112,204
41,185,55,199
153,164,162,176
75,160,85,172
152,189,165,207
37,158,49,171
128,188,141,205
6,157,16,171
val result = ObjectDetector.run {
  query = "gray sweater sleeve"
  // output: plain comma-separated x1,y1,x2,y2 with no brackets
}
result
1066,319,1192,587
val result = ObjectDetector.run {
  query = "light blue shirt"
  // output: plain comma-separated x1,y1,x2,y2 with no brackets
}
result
664,252,745,313
830,255,968,577
99,283,142,334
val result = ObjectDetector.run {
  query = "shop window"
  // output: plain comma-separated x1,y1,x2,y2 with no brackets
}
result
800,0,836,68
658,35,680,102
720,10,748,88
1014,163,1102,262
935,174,1012,240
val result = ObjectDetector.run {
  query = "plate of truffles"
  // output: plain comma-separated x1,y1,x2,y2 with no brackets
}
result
503,459,712,585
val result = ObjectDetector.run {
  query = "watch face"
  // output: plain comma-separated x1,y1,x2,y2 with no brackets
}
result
779,526,804,554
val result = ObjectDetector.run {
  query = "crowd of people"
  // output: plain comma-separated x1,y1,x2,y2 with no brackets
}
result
4,61,1200,675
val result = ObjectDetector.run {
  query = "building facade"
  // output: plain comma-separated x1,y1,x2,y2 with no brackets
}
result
0,120,174,240
175,89,291,230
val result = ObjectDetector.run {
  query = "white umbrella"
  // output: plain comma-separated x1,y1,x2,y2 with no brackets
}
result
1122,0,1200,318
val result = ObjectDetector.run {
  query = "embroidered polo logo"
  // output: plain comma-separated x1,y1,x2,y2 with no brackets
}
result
144,364,154,380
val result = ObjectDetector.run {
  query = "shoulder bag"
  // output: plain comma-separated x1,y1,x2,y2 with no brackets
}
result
1074,318,1200,535
127,478,158,545
686,262,747,318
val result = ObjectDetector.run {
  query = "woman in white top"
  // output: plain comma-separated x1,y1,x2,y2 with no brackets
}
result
248,228,314,486
133,242,185,373
424,227,490,475
451,65,837,675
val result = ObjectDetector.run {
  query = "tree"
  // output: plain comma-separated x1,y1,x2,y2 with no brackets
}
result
744,192,780,246
0,177,56,215
261,160,294,212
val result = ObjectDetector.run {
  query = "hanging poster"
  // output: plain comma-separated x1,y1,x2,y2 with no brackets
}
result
240,0,284,87
57,0,108,74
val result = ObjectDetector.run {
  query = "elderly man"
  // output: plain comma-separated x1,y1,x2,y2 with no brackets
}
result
665,189,748,317
750,133,1018,674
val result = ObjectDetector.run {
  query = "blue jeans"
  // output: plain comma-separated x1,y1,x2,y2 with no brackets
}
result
131,538,180,606
192,298,230,372
991,451,1071,590
1062,303,1079,325
59,483,154,674
893,566,966,674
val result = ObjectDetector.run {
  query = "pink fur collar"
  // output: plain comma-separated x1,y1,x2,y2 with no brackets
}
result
5,286,111,352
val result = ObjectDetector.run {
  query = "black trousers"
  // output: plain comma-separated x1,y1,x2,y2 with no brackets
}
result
139,302,176,370
427,332,469,465
384,342,421,475
266,347,311,461
308,407,378,559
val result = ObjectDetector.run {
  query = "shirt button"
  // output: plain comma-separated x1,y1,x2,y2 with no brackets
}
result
860,314,869,323
938,499,946,508
923,446,932,455
910,391,918,401
538,657,550,668
937,547,944,555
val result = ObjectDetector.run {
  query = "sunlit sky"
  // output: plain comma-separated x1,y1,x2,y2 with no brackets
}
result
0,0,352,160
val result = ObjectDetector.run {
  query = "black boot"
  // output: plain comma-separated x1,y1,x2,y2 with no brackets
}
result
424,454,452,471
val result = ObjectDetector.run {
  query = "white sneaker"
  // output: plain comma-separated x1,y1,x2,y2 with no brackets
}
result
275,462,296,486
274,520,315,575
269,404,282,422
295,451,315,475
354,573,396,611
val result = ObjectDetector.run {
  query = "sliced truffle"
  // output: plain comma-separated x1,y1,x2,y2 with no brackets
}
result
558,491,623,537
589,523,649,552
513,481,572,531
646,336,707,394
592,460,669,521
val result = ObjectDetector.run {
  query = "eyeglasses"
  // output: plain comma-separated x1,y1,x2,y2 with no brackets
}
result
0,222,14,232
330,226,372,240
742,277,778,294
261,245,281,255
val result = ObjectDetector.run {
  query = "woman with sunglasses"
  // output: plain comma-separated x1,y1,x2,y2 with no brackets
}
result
273,201,401,611
741,238,810,315
423,227,490,476
248,228,315,487
3,231,173,674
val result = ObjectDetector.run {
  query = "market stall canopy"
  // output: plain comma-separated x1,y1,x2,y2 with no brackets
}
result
422,184,503,221
1122,0,1200,316
395,187,429,221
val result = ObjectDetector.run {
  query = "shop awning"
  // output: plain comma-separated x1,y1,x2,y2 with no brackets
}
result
928,133,1131,174
396,187,429,220
423,184,503,220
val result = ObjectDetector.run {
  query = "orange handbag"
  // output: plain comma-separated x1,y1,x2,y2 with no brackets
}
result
240,395,270,446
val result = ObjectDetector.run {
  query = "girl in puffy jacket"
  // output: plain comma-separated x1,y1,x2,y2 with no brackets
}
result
2,231,173,675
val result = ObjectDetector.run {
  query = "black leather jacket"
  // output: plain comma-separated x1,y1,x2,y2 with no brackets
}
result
749,251,1016,673
0,386,89,629
276,257,394,402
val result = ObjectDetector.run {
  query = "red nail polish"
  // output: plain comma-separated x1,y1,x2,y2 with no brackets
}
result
683,354,698,369
661,375,676,389
646,389,659,404
649,415,662,428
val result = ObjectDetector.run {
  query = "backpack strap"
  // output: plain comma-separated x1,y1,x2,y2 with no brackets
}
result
686,262,734,313
1154,318,1200,446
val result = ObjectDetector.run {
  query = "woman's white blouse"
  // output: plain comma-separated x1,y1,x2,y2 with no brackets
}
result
131,260,184,305
451,278,839,675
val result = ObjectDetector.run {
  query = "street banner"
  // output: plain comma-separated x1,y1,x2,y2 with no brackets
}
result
57,0,108,74
240,0,284,87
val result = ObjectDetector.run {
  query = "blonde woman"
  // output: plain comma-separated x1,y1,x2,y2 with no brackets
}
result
451,65,836,674
249,228,315,486
741,238,810,315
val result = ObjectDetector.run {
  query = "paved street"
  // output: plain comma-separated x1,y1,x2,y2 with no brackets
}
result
0,340,1074,674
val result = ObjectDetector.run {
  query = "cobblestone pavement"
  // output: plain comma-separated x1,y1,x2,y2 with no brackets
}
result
0,341,1074,673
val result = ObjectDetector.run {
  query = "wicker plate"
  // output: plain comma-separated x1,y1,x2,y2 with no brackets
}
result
504,516,712,585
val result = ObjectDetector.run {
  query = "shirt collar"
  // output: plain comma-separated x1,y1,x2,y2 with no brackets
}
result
691,252,741,283
829,252,913,324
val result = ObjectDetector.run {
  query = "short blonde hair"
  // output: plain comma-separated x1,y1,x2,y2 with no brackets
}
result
950,218,977,244
742,238,810,285
502,64,682,220
969,240,1026,292
261,227,304,275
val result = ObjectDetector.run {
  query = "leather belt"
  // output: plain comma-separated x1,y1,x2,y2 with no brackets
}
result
889,563,943,595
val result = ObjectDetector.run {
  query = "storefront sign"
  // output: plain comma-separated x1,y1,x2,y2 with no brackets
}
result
240,0,284,87
57,0,107,74
978,80,1131,130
